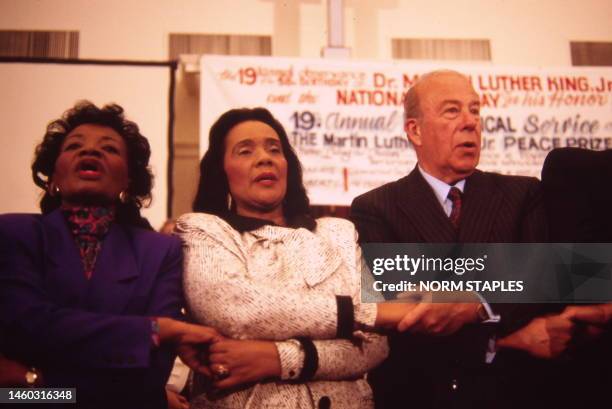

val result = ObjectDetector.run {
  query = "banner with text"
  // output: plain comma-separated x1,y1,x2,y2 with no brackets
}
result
200,56,612,205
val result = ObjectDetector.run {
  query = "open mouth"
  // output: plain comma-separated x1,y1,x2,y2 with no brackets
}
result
76,159,103,178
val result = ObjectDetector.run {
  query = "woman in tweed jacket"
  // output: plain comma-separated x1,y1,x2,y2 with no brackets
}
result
176,108,388,409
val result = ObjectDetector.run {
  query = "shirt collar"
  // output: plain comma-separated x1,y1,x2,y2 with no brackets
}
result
418,165,465,207
219,211,316,233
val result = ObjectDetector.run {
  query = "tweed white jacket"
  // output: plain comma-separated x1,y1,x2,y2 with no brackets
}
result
176,213,388,409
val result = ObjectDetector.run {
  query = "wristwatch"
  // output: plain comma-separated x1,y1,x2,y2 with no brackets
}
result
25,367,39,387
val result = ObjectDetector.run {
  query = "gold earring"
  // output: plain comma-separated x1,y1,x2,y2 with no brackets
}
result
48,183,60,197
227,194,233,210
119,191,129,203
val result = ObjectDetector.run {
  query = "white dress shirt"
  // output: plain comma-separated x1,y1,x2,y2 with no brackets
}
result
417,165,501,362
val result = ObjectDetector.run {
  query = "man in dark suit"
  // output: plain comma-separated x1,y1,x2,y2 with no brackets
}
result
539,147,612,409
351,70,573,408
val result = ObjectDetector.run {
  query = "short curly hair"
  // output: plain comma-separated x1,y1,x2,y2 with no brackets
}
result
193,107,310,221
32,101,153,227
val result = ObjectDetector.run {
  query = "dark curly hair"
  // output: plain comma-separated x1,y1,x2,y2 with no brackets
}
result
193,107,310,221
32,101,153,228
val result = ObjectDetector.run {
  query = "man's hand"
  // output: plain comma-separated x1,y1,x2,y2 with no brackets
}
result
376,291,483,335
396,302,481,335
561,304,611,342
208,339,281,390
561,304,611,326
497,315,575,359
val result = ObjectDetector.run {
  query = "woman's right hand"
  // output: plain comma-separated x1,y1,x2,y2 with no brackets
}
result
157,318,223,376
208,339,281,390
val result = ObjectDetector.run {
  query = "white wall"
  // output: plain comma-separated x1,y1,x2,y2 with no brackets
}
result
0,0,275,59
2,0,610,62
0,63,171,228
374,0,612,65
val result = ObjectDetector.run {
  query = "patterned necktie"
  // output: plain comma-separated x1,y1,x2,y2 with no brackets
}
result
447,186,462,229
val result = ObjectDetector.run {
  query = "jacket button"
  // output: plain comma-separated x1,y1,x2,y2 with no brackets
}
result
318,396,331,409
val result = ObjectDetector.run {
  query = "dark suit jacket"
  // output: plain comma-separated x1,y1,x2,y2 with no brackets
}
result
540,148,612,409
0,209,183,409
542,147,612,243
351,167,549,409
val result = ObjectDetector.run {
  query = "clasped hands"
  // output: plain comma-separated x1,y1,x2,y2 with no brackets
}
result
162,297,483,391
375,295,612,359
162,302,612,390
158,318,280,390
375,290,485,336
497,303,611,359
375,293,612,360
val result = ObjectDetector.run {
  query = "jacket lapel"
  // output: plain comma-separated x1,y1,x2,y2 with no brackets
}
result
87,223,139,314
459,170,502,242
396,167,457,242
42,210,89,303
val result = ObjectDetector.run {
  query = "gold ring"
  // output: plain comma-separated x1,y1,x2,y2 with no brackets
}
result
213,364,230,379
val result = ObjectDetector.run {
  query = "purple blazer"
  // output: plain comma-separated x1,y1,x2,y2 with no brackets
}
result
0,209,183,408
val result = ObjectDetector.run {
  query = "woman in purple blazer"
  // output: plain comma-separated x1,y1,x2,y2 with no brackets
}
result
0,102,218,408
